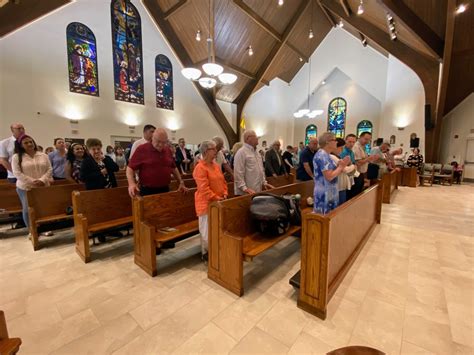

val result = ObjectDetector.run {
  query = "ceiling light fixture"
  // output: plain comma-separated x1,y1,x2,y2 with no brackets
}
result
299,57,303,62
337,19,344,28
357,0,364,15
308,0,314,39
248,45,254,56
278,0,284,6
321,80,326,85
181,0,237,88
293,57,324,119
386,13,397,41
309,28,314,39
455,4,467,13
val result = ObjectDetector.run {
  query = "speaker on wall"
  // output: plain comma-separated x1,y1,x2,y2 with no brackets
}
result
410,138,420,148
425,104,434,130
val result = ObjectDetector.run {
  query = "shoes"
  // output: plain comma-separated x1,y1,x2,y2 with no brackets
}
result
97,235,106,243
42,231,54,237
13,222,26,230
28,233,32,241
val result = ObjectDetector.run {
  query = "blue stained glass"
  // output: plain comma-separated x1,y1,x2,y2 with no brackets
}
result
327,97,346,138
66,22,99,96
155,54,174,110
111,0,144,105
305,124,317,145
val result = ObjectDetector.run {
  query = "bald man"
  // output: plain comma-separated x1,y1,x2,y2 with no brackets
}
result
0,123,26,183
126,128,187,197
233,130,274,195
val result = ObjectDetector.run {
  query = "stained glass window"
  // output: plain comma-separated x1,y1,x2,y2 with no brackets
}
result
111,0,144,104
305,124,317,146
155,54,173,110
357,120,373,154
66,22,99,96
327,97,346,138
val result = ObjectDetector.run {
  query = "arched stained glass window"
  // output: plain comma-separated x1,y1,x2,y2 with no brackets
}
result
111,0,144,104
305,124,317,146
328,97,346,138
67,22,99,96
155,54,173,110
357,120,373,154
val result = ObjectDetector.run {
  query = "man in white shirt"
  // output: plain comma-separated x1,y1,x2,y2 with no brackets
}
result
212,136,234,181
129,124,156,159
0,122,25,183
233,130,274,195
353,132,377,175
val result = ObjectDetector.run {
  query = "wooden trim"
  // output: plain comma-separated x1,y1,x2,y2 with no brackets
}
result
339,0,352,16
232,0,282,41
317,0,337,27
286,43,309,62
378,0,444,59
143,0,238,147
163,0,188,20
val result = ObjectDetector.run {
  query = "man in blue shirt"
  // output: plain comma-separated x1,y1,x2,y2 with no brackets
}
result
340,134,356,164
296,137,318,181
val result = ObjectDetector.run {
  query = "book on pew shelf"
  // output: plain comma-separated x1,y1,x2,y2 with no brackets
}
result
159,227,178,233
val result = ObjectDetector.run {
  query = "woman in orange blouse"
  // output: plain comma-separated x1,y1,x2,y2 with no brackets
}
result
193,140,228,261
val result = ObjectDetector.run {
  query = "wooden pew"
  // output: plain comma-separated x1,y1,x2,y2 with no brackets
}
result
266,173,295,187
27,184,85,250
0,184,22,217
297,183,383,319
169,178,197,191
381,169,398,204
73,186,132,263
0,311,21,355
133,182,234,276
208,181,314,296
400,167,417,187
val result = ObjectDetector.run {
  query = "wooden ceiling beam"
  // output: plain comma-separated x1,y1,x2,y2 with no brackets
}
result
378,0,444,59
287,43,309,62
317,0,337,27
163,0,188,20
143,0,238,146
339,0,352,16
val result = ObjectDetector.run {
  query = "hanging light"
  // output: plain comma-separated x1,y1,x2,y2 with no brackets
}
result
307,110,324,118
456,4,467,13
321,80,326,85
337,19,344,28
299,57,303,62
278,0,284,6
199,77,217,89
357,0,364,15
202,63,224,76
293,111,304,118
248,45,254,56
308,29,314,39
195,30,201,41
218,73,238,85
181,68,202,80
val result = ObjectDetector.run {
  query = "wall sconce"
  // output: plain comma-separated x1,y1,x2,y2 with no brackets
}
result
129,125,136,134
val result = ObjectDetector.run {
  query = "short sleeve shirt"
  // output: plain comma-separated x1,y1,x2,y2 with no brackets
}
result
48,150,67,178
296,147,316,181
353,141,368,173
340,147,355,164
128,142,176,188
0,136,15,178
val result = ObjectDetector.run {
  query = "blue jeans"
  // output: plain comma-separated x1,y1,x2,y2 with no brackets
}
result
16,187,29,229
339,190,347,205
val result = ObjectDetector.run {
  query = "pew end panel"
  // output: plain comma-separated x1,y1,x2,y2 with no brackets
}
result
0,310,22,355
382,169,398,204
298,183,382,319
72,191,90,263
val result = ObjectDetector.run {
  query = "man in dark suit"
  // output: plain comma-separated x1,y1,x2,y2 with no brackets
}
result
264,140,286,177
175,137,193,173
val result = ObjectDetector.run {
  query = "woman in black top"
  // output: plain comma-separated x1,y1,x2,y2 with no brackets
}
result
406,148,424,174
80,138,119,190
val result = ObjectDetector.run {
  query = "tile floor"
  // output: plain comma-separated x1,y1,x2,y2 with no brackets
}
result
0,184,473,354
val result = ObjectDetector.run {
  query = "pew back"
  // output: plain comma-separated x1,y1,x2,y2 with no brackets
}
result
266,174,295,187
0,184,21,214
381,169,398,204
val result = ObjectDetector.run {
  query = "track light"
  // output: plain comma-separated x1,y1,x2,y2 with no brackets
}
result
247,45,253,56
321,80,326,85
357,0,364,15
386,13,397,41
390,32,397,41
309,28,314,39
299,57,303,62
278,0,284,6
195,30,201,41
455,4,467,13
361,38,367,47
337,19,344,28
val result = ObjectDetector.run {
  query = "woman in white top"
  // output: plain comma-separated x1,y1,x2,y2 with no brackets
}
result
12,134,52,228
330,138,358,205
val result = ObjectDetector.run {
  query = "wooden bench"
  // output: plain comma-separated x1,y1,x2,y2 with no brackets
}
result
0,184,22,217
381,169,398,204
400,167,417,187
27,184,85,250
297,183,383,319
133,182,235,276
73,186,133,263
266,173,295,187
169,178,197,191
0,311,21,355
208,181,314,296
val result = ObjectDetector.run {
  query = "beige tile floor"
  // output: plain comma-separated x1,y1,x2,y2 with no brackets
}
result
0,184,473,354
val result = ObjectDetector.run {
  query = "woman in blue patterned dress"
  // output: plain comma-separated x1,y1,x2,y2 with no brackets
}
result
313,132,350,214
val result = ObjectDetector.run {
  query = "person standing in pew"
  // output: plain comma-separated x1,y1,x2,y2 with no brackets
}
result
80,139,119,190
129,124,156,159
48,138,67,180
175,138,193,174
193,140,228,261
213,136,234,181
313,132,350,214
126,128,188,197
233,130,274,195
340,134,361,200
296,137,318,181
330,138,358,205
11,134,52,229
65,143,87,183
264,140,287,178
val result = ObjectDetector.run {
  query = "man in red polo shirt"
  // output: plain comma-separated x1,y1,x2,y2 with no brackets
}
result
126,128,187,197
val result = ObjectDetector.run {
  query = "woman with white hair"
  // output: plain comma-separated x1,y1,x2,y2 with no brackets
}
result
193,140,228,261
313,132,350,214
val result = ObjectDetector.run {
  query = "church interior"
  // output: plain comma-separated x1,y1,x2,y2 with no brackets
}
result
0,0,473,354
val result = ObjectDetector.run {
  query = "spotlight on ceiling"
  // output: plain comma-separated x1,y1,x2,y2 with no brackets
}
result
278,0,284,6
321,80,326,85
357,0,364,15
337,19,344,28
455,4,467,13
195,30,201,42
247,45,254,56
308,28,314,39
299,57,303,62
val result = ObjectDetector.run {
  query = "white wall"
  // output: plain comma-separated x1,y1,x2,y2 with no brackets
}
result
0,0,225,148
379,55,425,153
440,93,474,179
293,68,382,144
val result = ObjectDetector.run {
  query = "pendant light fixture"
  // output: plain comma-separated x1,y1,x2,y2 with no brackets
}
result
308,0,314,39
357,0,364,15
181,0,237,87
293,57,324,119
